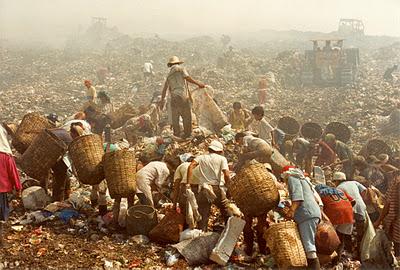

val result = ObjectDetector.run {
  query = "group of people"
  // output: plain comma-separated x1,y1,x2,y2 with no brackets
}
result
0,55,399,270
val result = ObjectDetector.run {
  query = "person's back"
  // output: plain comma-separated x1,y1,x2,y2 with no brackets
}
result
337,180,366,216
167,64,189,98
195,153,228,185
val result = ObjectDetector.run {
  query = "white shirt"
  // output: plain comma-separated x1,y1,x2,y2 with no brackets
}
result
194,153,229,186
258,118,274,143
174,162,201,184
0,125,12,155
136,161,170,193
338,181,367,217
144,62,153,73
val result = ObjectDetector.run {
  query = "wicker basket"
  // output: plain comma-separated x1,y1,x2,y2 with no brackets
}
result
359,139,392,159
228,163,279,217
301,122,323,140
110,103,137,129
19,129,67,181
13,113,54,154
325,122,351,143
264,221,307,268
103,149,136,199
68,134,105,185
277,116,300,139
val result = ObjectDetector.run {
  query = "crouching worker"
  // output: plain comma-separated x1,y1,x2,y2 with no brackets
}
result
281,166,321,270
135,161,172,207
0,124,22,248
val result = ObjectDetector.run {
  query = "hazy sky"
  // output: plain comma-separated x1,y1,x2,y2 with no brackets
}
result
0,0,399,41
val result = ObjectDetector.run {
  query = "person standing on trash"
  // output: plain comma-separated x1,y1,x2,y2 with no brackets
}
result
332,171,367,259
258,75,268,105
143,60,154,84
315,184,355,262
324,133,354,179
374,170,400,258
160,56,205,139
84,80,97,103
97,91,114,115
135,161,173,207
234,132,273,172
383,64,397,82
187,140,230,231
228,102,252,130
281,165,321,270
0,124,22,248
249,106,275,145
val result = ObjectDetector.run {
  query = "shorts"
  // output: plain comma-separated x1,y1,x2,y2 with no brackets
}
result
0,193,9,221
298,217,320,253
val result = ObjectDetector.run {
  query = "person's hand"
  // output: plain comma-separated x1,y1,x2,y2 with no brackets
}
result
198,83,206,88
373,220,381,229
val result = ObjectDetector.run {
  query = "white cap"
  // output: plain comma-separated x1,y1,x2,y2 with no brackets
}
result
208,140,224,152
332,171,346,182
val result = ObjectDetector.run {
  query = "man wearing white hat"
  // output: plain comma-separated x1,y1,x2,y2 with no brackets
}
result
160,56,205,139
187,140,230,231
333,171,368,258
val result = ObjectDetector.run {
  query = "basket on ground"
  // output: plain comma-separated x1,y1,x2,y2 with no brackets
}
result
103,149,136,198
19,129,67,181
68,134,105,185
126,205,158,236
13,112,54,154
325,122,351,143
301,122,323,140
264,221,307,268
228,163,279,217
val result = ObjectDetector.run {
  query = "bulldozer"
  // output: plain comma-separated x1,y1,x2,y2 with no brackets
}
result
301,39,359,86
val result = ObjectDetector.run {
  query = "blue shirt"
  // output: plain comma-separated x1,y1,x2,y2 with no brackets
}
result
288,176,321,224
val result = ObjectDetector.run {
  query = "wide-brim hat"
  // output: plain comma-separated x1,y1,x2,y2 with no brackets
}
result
168,56,184,65
209,140,224,152
332,171,346,182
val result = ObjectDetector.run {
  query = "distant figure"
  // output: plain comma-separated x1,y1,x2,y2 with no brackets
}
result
143,60,154,84
228,102,252,130
84,80,97,103
96,66,109,84
383,64,398,82
258,76,268,105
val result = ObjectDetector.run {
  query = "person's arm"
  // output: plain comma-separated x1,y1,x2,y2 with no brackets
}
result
374,200,390,228
222,169,230,186
185,76,205,88
187,160,199,185
172,169,183,207
160,80,169,108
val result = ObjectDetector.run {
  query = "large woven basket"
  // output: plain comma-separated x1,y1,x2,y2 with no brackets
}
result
277,116,300,139
110,103,137,129
264,221,307,268
103,149,136,199
301,122,323,140
13,113,54,154
68,134,105,185
19,129,67,181
359,139,392,158
228,163,279,217
325,121,351,143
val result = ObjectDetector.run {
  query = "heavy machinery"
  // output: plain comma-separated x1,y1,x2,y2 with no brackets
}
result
301,39,359,86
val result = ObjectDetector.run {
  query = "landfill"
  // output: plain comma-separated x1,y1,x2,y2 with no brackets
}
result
0,15,400,270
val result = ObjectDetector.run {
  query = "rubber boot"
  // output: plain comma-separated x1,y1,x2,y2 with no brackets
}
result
307,258,321,270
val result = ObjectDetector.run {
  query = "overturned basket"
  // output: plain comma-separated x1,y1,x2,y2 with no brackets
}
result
325,121,351,143
19,129,67,181
300,122,323,140
13,112,54,154
103,149,136,199
264,221,307,268
228,162,279,217
68,134,105,185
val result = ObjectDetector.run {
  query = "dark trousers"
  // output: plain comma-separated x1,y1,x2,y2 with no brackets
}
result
52,161,70,202
195,185,228,231
243,213,269,255
171,95,192,138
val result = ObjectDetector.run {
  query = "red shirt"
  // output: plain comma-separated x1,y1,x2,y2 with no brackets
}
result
0,152,22,193
320,191,354,225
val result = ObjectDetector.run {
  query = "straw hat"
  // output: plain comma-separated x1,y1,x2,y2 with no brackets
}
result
168,56,184,65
